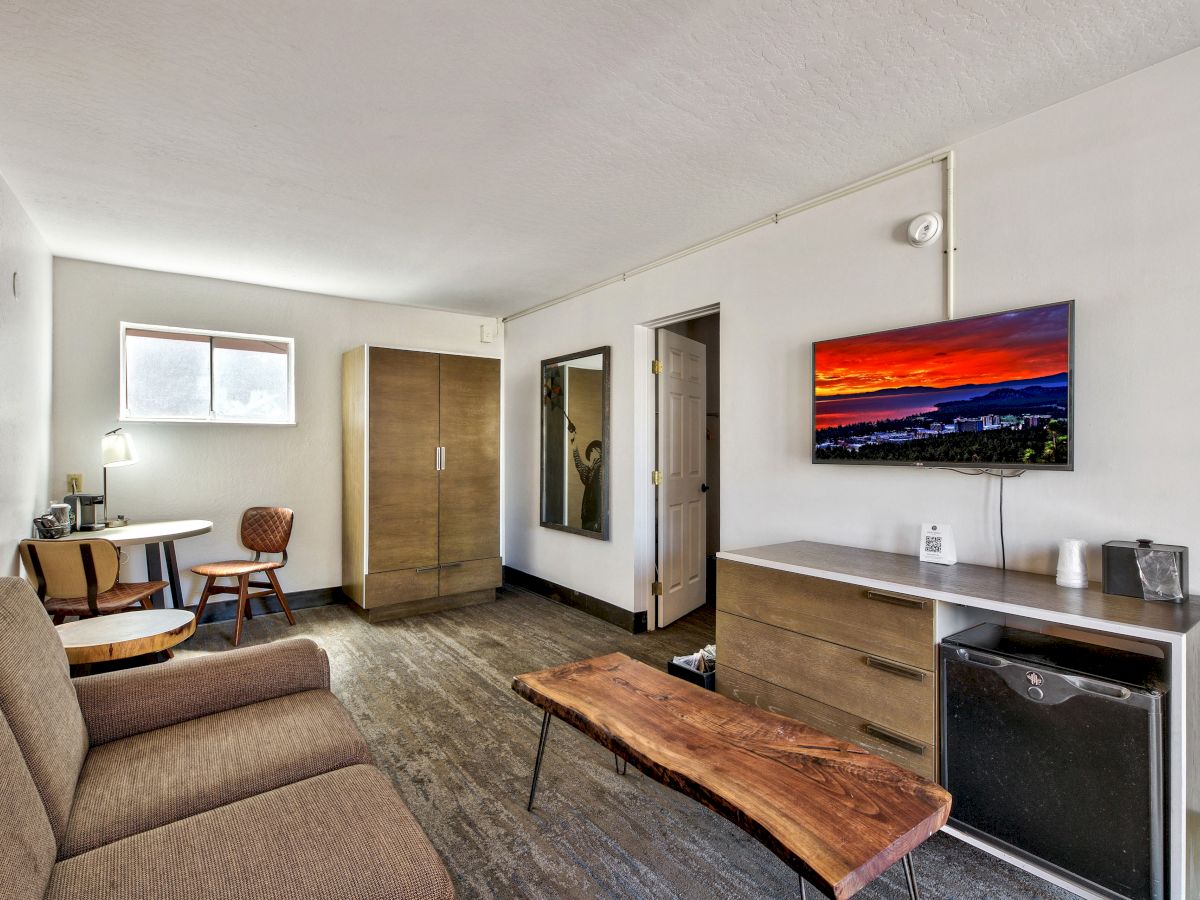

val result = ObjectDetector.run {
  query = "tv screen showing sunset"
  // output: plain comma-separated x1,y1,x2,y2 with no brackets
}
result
813,301,1072,468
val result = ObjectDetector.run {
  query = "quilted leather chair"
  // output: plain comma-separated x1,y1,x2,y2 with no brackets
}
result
192,507,296,645
0,575,454,900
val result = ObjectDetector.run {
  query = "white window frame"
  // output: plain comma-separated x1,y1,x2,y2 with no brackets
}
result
119,322,296,425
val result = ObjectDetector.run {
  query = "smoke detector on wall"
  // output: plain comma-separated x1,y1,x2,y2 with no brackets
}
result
907,212,943,247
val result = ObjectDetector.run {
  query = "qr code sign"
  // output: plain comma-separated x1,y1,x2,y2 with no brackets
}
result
924,535,943,554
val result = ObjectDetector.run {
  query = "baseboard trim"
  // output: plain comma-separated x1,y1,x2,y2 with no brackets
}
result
503,566,646,634
193,585,346,627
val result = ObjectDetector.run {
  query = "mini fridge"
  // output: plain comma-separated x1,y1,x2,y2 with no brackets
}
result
940,624,1166,900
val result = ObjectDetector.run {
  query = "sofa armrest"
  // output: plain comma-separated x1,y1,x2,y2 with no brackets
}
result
74,638,331,745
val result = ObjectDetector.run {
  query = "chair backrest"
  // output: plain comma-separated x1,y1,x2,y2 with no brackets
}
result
0,576,89,848
19,539,120,600
241,507,294,556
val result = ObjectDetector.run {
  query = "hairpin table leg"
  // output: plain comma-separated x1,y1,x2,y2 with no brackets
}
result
527,711,552,811
799,876,808,900
902,854,920,900
613,752,627,775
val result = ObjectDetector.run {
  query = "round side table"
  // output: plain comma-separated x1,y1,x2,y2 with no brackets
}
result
56,609,197,666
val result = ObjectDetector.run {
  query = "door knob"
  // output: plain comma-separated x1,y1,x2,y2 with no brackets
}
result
700,483,710,493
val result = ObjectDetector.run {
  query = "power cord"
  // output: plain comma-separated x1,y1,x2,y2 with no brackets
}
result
944,468,1024,569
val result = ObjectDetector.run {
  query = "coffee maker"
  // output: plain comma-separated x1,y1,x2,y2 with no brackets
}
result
64,494,106,531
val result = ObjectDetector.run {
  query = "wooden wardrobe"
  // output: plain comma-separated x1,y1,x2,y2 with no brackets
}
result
342,346,501,622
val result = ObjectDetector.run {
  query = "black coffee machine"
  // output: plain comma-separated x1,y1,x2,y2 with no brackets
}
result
64,494,105,531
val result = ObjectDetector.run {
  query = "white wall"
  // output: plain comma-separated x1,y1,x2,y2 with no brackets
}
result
0,169,53,574
503,47,1200,612
52,259,500,602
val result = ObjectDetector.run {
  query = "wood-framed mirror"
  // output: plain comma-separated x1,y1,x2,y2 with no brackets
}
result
540,346,610,540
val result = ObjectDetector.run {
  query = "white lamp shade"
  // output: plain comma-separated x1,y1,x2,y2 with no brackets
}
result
101,431,138,468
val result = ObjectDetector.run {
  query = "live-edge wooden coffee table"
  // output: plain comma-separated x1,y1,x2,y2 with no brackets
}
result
513,652,951,900
56,608,196,666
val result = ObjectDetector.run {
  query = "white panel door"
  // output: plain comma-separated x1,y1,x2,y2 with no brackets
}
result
657,329,707,627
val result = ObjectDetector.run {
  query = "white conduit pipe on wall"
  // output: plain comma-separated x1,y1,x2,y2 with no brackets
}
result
503,149,958,324
943,150,956,320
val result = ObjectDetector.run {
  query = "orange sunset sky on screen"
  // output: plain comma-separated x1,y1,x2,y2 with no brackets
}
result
814,304,1071,398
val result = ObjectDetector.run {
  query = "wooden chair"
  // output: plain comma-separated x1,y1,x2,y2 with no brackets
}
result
191,507,296,645
18,539,168,625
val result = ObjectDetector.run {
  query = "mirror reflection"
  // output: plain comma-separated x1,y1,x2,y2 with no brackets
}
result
541,347,610,539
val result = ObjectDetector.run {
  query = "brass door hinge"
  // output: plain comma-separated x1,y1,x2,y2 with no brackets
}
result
652,470,662,486
651,581,663,596
651,359,663,375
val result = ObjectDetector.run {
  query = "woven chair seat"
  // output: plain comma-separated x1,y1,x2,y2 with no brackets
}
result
43,581,167,617
191,560,283,578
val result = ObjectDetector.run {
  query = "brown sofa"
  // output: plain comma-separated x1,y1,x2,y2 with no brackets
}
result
0,575,454,899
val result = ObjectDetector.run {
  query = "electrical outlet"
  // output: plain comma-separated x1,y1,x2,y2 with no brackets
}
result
480,323,496,344
66,473,83,493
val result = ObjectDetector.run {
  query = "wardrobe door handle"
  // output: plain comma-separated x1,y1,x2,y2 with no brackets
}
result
864,656,926,682
862,724,926,755
441,446,446,470
864,590,928,610
415,565,440,574
440,562,462,570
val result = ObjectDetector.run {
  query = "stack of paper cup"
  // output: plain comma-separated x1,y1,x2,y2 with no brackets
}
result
1056,539,1089,588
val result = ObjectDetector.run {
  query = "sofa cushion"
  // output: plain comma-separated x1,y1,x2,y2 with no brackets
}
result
0,576,88,845
46,764,455,900
61,689,372,858
0,708,57,900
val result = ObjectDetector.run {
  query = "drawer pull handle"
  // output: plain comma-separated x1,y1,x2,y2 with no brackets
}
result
865,656,926,681
862,724,926,755
416,562,463,573
864,590,928,610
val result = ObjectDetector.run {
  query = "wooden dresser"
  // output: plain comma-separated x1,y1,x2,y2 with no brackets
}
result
715,540,1200,899
716,558,938,779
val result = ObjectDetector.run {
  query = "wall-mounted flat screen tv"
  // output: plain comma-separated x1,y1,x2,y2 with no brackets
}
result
813,300,1073,470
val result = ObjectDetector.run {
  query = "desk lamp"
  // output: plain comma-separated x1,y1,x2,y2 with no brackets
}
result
101,427,138,525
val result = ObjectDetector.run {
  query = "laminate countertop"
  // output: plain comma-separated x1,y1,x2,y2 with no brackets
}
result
718,541,1200,639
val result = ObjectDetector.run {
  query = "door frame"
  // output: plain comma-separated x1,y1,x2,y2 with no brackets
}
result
632,303,719,631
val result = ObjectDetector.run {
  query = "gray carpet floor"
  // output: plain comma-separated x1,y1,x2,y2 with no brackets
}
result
179,588,1073,899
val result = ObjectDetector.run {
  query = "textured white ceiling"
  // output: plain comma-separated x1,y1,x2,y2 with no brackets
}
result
0,2,1197,316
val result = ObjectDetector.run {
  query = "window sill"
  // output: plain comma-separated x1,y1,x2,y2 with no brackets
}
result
119,415,298,426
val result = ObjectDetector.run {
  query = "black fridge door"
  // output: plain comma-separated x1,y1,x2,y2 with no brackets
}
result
941,643,1164,900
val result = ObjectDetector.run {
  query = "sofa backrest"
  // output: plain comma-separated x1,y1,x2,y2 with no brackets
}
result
0,707,56,898
0,576,89,846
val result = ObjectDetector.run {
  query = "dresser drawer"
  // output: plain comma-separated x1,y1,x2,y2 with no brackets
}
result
365,567,439,608
716,664,934,780
717,611,935,743
439,556,501,595
717,560,934,670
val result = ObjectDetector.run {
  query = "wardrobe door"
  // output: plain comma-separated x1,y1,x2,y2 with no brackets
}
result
438,354,500,566
368,348,440,573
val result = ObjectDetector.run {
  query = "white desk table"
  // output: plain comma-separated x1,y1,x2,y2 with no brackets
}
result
59,519,213,609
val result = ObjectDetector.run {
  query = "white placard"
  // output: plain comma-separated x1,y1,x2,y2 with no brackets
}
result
920,523,957,565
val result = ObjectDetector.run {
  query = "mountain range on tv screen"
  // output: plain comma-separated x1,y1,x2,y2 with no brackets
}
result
814,371,1069,433
931,382,1068,418
830,371,1067,402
